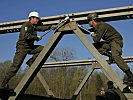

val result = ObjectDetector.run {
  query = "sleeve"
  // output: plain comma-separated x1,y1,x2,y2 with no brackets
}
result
35,25,51,31
21,25,38,40
93,24,108,43
33,20,51,31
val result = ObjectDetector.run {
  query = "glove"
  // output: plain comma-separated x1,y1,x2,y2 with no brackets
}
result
51,25,57,30
90,32,96,37
36,36,42,41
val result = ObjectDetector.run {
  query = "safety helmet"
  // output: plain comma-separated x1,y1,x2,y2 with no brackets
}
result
28,11,39,18
87,13,98,22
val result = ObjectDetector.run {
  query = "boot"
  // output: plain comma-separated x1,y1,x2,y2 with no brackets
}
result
103,52,114,64
125,69,133,83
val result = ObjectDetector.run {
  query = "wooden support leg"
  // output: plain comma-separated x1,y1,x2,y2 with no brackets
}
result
9,31,63,100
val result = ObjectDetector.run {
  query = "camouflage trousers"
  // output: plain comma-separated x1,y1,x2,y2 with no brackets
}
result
93,39,129,72
0,45,43,86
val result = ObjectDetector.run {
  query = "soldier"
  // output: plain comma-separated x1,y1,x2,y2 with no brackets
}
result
105,81,121,100
87,13,133,83
0,11,56,89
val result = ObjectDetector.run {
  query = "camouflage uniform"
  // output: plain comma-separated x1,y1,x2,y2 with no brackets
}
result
91,22,129,72
0,21,51,88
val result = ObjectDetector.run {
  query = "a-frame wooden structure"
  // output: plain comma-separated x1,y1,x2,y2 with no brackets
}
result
8,21,133,100
0,6,132,100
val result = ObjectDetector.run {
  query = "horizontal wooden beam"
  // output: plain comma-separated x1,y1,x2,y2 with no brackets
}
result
42,56,133,68
0,6,133,34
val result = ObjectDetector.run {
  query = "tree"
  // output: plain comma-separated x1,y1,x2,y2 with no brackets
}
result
0,46,111,100
41,46,77,98
0,61,12,84
0,60,26,89
49,46,76,61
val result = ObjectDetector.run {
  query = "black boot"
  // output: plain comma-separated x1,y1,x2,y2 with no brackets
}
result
125,69,133,83
103,52,114,64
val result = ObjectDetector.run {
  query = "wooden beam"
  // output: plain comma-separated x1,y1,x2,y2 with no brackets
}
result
8,31,64,100
0,6,133,34
42,56,133,68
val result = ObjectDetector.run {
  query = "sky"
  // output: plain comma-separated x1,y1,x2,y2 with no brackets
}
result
0,0,133,69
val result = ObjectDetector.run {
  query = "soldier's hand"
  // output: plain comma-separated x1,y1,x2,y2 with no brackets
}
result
36,36,42,41
90,32,96,37
51,25,57,30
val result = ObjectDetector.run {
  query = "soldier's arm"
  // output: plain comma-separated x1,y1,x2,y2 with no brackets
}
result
35,21,52,31
35,25,51,31
93,24,108,43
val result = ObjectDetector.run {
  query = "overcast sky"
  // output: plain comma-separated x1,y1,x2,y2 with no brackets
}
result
0,0,133,69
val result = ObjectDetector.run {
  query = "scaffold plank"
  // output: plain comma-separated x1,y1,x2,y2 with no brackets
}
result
42,56,133,68
0,6,133,34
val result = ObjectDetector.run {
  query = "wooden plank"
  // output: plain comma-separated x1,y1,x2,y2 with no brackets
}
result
72,21,125,91
42,56,133,68
71,65,95,100
8,31,63,100
0,6,133,34
37,72,55,97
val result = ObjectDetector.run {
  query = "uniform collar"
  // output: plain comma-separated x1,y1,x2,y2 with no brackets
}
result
95,22,102,30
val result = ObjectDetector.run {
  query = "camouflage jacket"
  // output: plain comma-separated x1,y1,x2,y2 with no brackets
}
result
90,22,123,43
16,21,51,48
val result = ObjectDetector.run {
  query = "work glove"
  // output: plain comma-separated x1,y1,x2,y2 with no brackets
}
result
36,36,42,41
90,32,96,37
